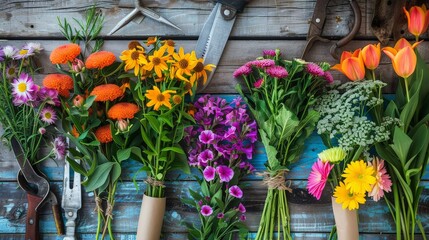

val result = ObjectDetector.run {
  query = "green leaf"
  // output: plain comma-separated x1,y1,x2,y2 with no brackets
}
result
259,129,279,169
162,146,185,154
144,115,160,133
275,106,299,141
170,150,191,174
211,189,223,207
201,180,209,196
156,173,163,180
111,162,122,183
400,91,419,131
83,162,114,192
390,127,412,165
140,127,157,153
117,147,141,162
83,95,96,110
66,156,87,176
188,189,202,200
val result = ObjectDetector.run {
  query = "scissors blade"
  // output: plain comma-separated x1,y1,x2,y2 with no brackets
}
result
108,8,140,36
137,6,181,31
195,3,237,92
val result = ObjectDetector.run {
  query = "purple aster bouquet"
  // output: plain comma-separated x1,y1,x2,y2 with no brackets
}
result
182,95,257,239
234,49,331,239
0,43,66,165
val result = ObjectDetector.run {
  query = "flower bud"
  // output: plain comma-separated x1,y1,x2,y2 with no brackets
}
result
116,119,129,132
73,95,84,107
38,127,46,135
72,58,85,73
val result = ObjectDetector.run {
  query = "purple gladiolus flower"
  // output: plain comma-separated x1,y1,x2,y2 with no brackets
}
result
239,214,247,221
200,205,213,217
53,137,67,160
238,203,246,213
198,200,203,206
217,213,224,219
266,65,288,78
203,166,216,181
198,149,214,163
199,130,215,144
233,65,252,78
229,185,243,198
217,165,234,183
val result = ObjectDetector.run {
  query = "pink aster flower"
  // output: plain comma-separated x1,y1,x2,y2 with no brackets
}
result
253,78,264,88
307,159,334,200
11,73,38,105
368,158,392,201
203,166,216,181
262,49,277,57
216,165,234,182
200,205,213,217
233,65,252,78
229,185,243,198
247,59,275,68
266,66,288,78
305,63,325,77
323,71,334,84
238,203,246,213
24,42,43,53
53,136,67,160
40,106,57,124
14,46,35,60
199,130,215,144
3,46,17,59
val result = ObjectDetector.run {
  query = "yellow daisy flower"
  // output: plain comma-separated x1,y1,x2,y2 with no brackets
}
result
171,47,198,81
334,182,366,210
143,46,170,78
190,58,215,86
318,147,347,163
120,46,147,76
342,160,376,194
162,39,176,55
145,86,176,111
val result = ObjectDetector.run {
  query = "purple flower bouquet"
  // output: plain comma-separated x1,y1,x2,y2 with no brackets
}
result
182,95,257,239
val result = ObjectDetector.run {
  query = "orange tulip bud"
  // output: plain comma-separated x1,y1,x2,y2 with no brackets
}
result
383,46,417,78
331,50,365,81
403,5,429,40
361,43,381,70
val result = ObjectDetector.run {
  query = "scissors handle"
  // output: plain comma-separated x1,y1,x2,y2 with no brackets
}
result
215,0,248,13
26,193,44,240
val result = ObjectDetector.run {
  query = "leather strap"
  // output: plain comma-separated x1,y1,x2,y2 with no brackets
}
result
26,194,43,240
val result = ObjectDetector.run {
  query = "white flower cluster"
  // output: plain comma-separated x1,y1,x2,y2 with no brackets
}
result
315,80,395,152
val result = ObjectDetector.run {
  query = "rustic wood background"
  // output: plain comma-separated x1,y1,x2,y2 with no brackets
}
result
0,0,428,239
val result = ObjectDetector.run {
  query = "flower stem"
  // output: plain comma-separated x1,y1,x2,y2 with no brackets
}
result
404,77,410,103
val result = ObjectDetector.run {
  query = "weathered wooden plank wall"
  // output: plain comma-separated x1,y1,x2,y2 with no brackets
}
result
0,0,428,239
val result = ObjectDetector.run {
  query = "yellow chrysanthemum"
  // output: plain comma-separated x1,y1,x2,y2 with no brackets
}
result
342,160,376,194
318,147,347,163
145,86,176,111
334,182,366,210
143,46,170,78
171,47,198,81
190,58,215,86
119,46,147,76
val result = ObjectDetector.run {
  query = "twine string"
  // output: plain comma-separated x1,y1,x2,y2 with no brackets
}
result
145,176,166,188
257,170,293,193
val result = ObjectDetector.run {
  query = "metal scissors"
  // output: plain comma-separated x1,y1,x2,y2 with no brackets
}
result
108,0,181,35
301,0,361,60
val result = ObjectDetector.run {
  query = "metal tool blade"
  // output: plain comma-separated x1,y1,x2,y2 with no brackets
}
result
108,8,140,36
195,3,237,92
137,6,181,31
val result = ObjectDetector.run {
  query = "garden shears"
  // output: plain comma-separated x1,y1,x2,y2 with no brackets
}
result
61,158,81,240
195,0,250,92
301,0,361,60
108,0,181,35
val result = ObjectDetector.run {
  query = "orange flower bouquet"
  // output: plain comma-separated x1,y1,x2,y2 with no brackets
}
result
45,8,140,239
118,38,214,238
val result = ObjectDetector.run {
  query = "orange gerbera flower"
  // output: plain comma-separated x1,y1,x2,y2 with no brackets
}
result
50,43,81,64
107,102,139,120
90,84,123,102
85,51,116,69
43,74,74,97
145,86,176,111
94,124,113,143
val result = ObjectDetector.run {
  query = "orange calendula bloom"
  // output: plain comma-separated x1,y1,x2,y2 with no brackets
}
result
107,102,139,120
94,125,113,143
143,46,170,78
383,39,417,79
120,46,148,76
146,37,158,46
331,49,365,81
43,74,74,97
85,51,116,69
361,43,381,70
90,84,124,102
190,58,215,86
403,5,429,40
171,47,198,81
50,43,81,64
145,86,176,111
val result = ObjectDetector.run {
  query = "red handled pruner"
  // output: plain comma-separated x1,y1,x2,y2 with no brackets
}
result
302,0,361,60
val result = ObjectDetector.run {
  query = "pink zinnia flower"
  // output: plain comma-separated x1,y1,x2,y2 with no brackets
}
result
203,166,216,181
262,49,276,57
368,158,392,201
238,203,246,213
253,78,264,88
200,205,213,216
216,165,234,182
324,71,334,84
40,106,57,124
199,130,215,144
305,63,325,77
233,65,252,78
229,185,243,198
307,159,334,200
11,73,38,105
266,66,288,78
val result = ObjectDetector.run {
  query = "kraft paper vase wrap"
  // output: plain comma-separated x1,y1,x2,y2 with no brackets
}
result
136,194,166,240
331,197,359,240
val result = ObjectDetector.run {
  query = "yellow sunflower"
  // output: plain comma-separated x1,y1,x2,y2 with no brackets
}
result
120,46,147,76
342,160,376,194
145,86,176,111
190,58,215,86
171,47,198,81
334,182,366,210
143,46,170,78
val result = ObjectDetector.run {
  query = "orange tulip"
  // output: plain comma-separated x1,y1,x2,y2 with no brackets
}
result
403,5,429,40
383,46,417,79
392,38,421,51
331,49,365,81
361,43,381,70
